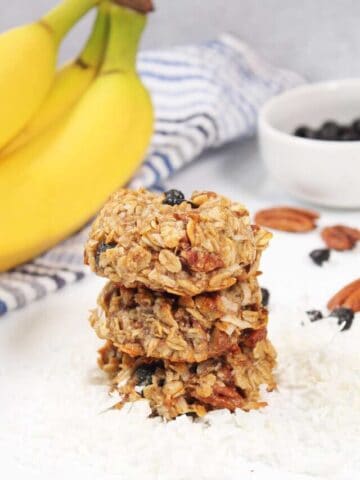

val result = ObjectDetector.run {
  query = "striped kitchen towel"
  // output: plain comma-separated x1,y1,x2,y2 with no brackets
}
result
0,33,303,317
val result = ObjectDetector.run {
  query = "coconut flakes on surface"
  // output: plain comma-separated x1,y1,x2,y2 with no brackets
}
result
1,299,359,480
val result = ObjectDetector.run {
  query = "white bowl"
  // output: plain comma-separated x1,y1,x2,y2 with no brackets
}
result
258,79,360,208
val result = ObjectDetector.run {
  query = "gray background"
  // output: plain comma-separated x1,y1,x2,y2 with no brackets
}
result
2,0,360,81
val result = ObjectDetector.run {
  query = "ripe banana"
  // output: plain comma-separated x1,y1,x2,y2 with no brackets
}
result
0,0,99,151
0,4,154,272
1,3,109,157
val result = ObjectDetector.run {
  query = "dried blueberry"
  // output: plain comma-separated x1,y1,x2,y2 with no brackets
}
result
341,129,358,141
135,363,160,386
319,121,340,141
306,310,323,322
95,241,117,264
352,118,360,134
261,287,270,307
294,126,316,139
309,248,330,266
163,189,185,206
329,307,354,331
185,412,197,418
189,364,198,374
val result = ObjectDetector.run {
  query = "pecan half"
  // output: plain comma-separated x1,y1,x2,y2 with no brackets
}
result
209,329,234,356
254,206,319,232
241,328,267,348
327,278,360,312
321,225,360,251
193,384,244,411
181,248,224,272
344,290,360,312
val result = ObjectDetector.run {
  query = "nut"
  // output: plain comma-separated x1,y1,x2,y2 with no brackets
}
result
321,225,360,251
254,206,319,232
344,290,360,312
181,248,224,273
241,327,267,348
327,278,360,312
193,384,245,411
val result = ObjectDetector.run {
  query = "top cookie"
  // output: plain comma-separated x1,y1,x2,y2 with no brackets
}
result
85,189,271,296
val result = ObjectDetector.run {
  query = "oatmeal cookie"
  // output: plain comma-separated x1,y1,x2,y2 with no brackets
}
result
85,189,271,296
98,338,277,420
90,279,267,363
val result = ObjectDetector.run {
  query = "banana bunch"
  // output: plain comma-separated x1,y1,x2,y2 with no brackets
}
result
0,0,154,272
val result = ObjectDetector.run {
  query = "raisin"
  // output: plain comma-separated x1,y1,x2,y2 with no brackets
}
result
329,307,354,331
163,189,185,206
306,310,323,322
309,248,330,266
95,241,117,264
261,287,270,307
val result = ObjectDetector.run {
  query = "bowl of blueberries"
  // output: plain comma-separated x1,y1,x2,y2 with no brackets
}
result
258,79,360,208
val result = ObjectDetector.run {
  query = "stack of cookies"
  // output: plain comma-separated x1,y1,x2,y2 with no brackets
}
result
85,188,277,420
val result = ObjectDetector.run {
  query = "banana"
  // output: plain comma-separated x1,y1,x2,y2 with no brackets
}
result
0,4,154,272
1,4,109,157
0,0,99,151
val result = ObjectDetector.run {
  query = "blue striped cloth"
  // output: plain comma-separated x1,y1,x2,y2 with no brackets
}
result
0,34,303,317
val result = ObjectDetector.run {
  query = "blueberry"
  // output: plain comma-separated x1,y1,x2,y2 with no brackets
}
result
0,300,7,316
95,241,117,264
319,121,340,141
309,248,330,266
189,364,198,374
163,189,185,206
306,310,323,322
261,287,270,307
351,118,360,133
294,126,316,139
135,363,160,386
329,307,354,331
340,129,358,141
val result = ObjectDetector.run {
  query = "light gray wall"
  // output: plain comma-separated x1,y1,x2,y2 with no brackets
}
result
1,0,360,80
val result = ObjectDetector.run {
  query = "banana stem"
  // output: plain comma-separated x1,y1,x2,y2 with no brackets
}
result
112,0,154,14
42,0,100,46
101,3,146,74
78,3,110,69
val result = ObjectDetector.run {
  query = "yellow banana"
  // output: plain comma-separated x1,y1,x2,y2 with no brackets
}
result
0,4,153,272
1,4,110,157
0,0,99,150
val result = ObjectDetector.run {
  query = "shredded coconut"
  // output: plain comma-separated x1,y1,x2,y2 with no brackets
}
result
0,285,359,480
